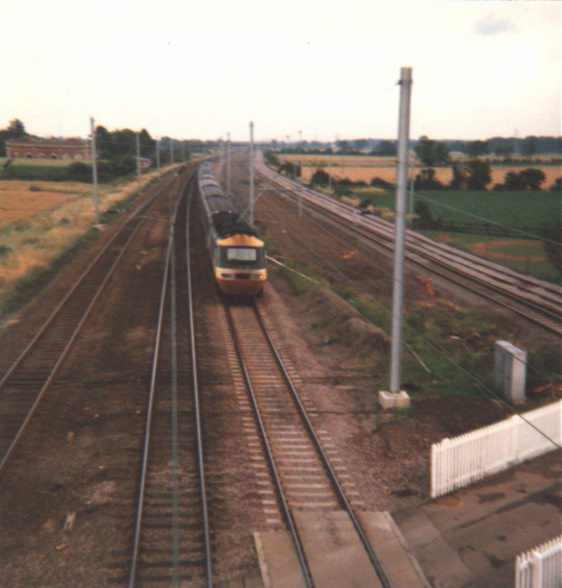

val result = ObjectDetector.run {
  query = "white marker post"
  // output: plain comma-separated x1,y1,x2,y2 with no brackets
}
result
89,117,100,220
249,121,255,225
379,67,413,410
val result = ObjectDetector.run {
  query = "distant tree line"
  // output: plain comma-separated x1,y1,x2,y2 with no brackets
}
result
271,135,561,159
1,120,191,182
0,119,27,156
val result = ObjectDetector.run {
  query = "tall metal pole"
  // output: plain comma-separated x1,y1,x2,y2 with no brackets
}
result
89,117,100,220
136,132,141,178
156,139,160,171
249,121,255,225
227,132,232,196
389,67,413,394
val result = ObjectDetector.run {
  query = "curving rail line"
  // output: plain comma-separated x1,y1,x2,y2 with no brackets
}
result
258,163,562,336
0,169,182,476
224,300,392,588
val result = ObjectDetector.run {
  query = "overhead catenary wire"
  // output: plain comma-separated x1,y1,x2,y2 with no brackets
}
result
268,254,562,453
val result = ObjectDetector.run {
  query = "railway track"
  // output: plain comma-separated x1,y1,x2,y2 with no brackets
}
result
0,169,183,476
224,300,392,587
126,182,212,587
258,163,562,336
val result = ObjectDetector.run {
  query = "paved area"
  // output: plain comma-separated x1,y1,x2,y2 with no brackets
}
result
255,510,427,587
393,450,562,588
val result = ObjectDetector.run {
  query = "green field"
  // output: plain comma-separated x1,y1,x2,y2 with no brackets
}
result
0,157,93,181
336,188,562,283
360,189,561,230
0,157,82,167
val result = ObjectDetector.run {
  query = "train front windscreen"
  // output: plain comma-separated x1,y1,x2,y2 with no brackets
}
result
219,247,265,269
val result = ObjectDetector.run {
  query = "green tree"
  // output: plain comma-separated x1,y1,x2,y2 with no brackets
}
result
519,168,546,190
7,119,26,137
466,160,491,190
0,118,27,156
414,167,444,190
449,164,468,189
466,140,489,157
551,177,562,192
522,136,538,156
503,171,526,190
95,125,112,159
373,140,397,156
139,128,156,158
414,136,449,167
310,169,331,186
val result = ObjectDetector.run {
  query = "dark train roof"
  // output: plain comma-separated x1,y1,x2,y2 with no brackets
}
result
198,164,258,239
213,211,258,238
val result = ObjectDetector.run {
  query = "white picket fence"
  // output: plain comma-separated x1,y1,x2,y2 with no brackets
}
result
431,400,561,498
516,536,562,588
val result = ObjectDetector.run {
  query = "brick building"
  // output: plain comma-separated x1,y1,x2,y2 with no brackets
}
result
6,137,91,160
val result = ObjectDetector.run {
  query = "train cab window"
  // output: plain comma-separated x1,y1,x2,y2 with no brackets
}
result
220,247,264,268
227,248,257,262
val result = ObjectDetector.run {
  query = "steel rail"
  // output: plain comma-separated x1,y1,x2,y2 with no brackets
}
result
0,214,148,476
312,205,562,336
169,231,182,583
258,169,562,307
126,171,188,585
259,171,562,336
0,169,180,391
252,304,393,588
185,185,214,588
223,303,315,588
128,216,174,588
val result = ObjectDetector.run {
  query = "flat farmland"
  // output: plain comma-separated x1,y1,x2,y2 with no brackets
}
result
0,166,181,315
279,155,561,189
367,189,562,229
0,157,83,167
280,154,397,167
350,188,562,282
0,181,91,228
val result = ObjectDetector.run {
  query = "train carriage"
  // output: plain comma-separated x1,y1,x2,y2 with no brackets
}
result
197,163,267,296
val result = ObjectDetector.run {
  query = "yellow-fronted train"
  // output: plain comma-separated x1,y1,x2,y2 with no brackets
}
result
197,162,267,296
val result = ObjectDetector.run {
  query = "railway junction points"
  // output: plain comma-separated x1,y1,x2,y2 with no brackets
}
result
0,155,559,587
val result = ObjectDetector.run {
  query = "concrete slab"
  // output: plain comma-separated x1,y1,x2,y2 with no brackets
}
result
358,511,430,588
256,510,431,587
378,390,411,410
254,530,306,588
393,509,472,588
293,510,383,587
394,450,562,588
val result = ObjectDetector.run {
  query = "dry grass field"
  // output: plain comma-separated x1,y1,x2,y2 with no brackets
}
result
0,166,181,314
0,182,93,228
280,154,397,167
279,155,560,189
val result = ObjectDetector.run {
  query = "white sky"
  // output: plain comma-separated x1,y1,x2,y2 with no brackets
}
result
1,0,560,141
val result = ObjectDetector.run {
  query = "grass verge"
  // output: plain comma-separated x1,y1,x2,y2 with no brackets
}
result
273,255,561,404
0,166,180,320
